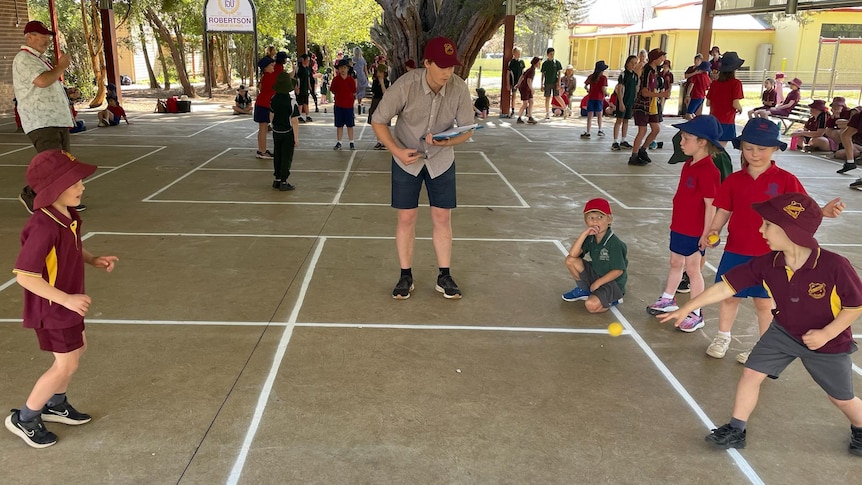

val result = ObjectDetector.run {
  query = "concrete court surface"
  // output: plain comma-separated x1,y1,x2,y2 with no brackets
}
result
0,103,861,485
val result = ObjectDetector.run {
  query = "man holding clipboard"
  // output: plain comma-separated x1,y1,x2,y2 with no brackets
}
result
371,36,475,301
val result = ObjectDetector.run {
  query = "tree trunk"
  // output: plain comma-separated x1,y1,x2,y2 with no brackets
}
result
145,8,196,97
371,0,506,80
217,35,231,87
82,0,107,108
151,20,171,90
140,23,161,89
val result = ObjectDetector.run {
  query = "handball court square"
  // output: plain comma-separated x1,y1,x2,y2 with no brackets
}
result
0,105,860,484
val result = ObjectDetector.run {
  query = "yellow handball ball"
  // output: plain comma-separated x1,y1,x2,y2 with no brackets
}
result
707,234,720,245
608,322,624,337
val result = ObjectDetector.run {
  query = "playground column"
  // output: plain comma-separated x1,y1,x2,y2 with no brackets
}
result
696,0,715,58
500,0,516,117
296,0,307,56
100,0,121,102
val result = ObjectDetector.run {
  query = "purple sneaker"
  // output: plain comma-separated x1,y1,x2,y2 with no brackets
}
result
646,296,678,315
678,312,705,333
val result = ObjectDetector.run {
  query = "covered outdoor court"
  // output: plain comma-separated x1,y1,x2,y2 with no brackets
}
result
0,104,860,484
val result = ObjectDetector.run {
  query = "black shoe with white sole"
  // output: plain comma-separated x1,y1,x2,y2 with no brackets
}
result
392,275,414,299
41,398,91,425
435,274,462,299
5,409,57,448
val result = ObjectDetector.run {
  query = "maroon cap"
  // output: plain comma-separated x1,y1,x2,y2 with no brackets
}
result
752,192,822,249
648,48,667,63
584,198,612,216
423,37,462,68
24,20,55,36
26,150,97,210
405,59,416,69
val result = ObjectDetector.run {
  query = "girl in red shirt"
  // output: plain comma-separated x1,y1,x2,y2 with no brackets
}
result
582,60,608,138
706,52,745,146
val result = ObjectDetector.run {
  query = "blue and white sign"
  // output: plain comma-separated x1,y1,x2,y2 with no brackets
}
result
205,0,255,33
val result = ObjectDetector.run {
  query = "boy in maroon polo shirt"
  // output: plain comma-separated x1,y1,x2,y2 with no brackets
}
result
659,192,862,455
6,150,118,448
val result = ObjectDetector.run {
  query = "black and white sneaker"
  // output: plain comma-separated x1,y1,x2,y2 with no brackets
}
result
41,398,91,425
5,409,57,448
392,275,414,299
256,150,273,159
435,274,462,299
837,163,858,174
628,154,648,166
850,178,862,191
611,142,620,151
638,148,652,163
705,423,746,449
18,186,35,214
620,140,632,148
676,271,691,293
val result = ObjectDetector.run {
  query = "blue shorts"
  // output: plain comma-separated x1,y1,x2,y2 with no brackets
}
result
586,99,604,114
391,160,456,209
715,250,770,298
719,123,737,141
334,106,355,128
253,105,270,123
686,98,704,114
669,231,705,257
109,115,120,126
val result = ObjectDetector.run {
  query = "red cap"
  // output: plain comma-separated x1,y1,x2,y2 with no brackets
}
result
584,198,612,216
751,192,822,249
423,37,462,68
26,150,97,210
24,20,55,36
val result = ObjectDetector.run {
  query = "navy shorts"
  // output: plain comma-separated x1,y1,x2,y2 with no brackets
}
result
334,106,355,128
634,111,660,126
253,105,270,123
746,322,857,400
715,250,770,298
686,98,704,114
391,160,456,209
669,231,705,257
35,322,85,353
586,99,604,114
719,123,737,141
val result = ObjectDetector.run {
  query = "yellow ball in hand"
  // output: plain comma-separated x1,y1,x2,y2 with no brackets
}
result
608,322,624,337
707,234,720,246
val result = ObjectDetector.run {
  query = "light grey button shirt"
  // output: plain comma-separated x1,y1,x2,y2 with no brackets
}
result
371,68,474,178
12,46,74,133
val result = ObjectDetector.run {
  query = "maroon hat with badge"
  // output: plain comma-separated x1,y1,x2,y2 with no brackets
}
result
24,20,55,36
26,150,97,210
423,37,462,68
751,192,822,249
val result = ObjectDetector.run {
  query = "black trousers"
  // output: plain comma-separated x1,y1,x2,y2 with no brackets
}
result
273,130,296,181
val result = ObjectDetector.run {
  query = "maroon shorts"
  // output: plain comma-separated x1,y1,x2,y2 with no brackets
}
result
35,322,85,353
633,111,660,126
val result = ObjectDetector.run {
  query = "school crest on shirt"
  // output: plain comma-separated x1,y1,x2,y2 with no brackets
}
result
766,182,780,197
808,282,827,299
599,248,610,261
685,176,696,189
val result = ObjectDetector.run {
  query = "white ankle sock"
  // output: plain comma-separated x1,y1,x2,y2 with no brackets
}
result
662,292,674,299
717,331,731,338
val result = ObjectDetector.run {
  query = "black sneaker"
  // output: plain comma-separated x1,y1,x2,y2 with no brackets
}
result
392,275,414,300
850,178,862,191
838,163,858,174
298,117,306,123
435,274,462,299
638,148,652,163
676,271,691,294
5,409,57,448
349,142,356,151
279,182,296,191
620,141,632,148
516,117,525,124
611,142,620,151
597,130,605,137
705,423,746,449
656,141,663,149
850,426,862,456
580,132,591,138
333,142,342,151
306,116,313,122
41,398,91,425
272,180,281,189
628,154,648,166
18,186,35,214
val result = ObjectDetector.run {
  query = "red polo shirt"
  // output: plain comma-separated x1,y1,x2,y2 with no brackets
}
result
255,71,277,108
723,248,862,353
713,162,806,256
706,78,743,124
688,72,710,99
586,74,607,101
330,73,357,109
671,155,721,237
13,206,85,330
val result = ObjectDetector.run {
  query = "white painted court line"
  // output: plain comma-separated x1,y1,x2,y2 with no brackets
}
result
142,148,231,201
331,151,357,204
0,145,33,157
87,146,166,183
853,364,862,377
226,236,326,485
504,124,533,143
545,152,672,211
478,152,530,208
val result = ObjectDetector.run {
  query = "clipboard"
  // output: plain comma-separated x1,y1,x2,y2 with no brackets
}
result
429,123,483,140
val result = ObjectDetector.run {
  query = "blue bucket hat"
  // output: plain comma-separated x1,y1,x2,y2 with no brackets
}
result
672,115,725,151
697,61,712,72
257,56,275,71
732,118,787,151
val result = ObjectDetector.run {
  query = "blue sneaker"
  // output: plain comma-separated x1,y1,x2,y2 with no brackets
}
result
562,287,590,301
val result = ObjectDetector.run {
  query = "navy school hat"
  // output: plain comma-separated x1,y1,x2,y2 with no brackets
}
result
671,115,725,152
258,56,275,71
732,118,787,151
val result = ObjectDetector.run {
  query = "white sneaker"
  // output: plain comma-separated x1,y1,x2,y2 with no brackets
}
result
736,351,751,364
706,334,731,359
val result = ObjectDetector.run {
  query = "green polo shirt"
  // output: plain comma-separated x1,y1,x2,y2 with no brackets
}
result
581,229,628,294
541,59,562,86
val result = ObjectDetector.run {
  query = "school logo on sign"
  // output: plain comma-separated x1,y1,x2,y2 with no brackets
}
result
219,0,240,15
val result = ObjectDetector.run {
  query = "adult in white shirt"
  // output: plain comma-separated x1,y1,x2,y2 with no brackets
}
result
12,20,77,213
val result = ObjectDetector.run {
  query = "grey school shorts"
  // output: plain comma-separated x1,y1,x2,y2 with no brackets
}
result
577,261,624,308
746,322,857,400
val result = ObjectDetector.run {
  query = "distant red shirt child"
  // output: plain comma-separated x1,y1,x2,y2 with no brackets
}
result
97,97,128,127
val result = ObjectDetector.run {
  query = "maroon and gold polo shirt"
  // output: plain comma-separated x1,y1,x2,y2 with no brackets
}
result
723,248,862,353
12,206,85,329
